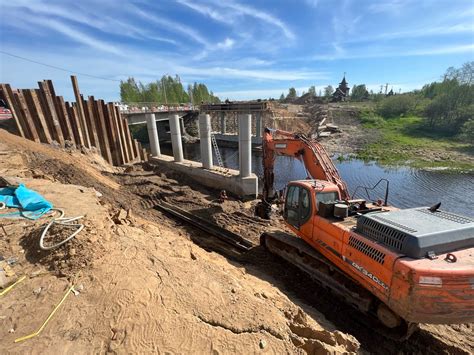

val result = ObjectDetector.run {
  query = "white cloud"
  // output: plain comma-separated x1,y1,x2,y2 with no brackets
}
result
216,38,235,50
3,1,179,45
175,66,327,81
304,0,319,8
15,16,123,55
216,85,327,100
313,43,474,60
368,0,410,15
348,23,474,43
206,0,295,40
175,0,228,23
132,7,210,46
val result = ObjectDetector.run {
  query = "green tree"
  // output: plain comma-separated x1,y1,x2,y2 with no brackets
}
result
308,86,316,96
351,84,369,101
120,77,142,103
460,119,474,143
279,93,285,101
120,75,219,104
323,85,334,98
422,62,474,133
286,87,297,100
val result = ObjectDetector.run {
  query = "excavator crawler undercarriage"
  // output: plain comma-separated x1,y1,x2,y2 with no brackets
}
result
261,231,419,341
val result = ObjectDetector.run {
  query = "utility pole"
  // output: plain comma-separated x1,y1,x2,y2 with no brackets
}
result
379,85,383,94
384,83,389,95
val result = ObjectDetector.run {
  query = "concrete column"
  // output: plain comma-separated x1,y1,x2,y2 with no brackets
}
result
238,114,252,178
146,113,161,157
180,117,186,135
199,113,213,169
255,113,262,138
220,111,226,134
170,114,184,162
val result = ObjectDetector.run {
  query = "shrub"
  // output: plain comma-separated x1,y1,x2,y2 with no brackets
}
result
361,115,385,127
376,95,416,118
460,119,474,144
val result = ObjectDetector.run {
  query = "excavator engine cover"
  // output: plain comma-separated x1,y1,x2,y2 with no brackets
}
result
356,207,474,258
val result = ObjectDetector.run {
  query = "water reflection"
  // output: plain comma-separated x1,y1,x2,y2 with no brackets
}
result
160,143,474,217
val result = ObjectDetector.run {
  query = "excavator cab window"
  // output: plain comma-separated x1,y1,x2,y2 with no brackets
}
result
316,192,338,204
284,185,311,228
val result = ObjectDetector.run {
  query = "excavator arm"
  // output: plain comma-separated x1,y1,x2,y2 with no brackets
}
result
262,127,350,202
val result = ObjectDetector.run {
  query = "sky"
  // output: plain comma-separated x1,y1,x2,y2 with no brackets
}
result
0,0,473,102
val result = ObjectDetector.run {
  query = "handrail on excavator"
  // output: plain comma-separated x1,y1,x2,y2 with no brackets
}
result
352,178,390,206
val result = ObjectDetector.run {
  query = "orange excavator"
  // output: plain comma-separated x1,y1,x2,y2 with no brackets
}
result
258,127,474,339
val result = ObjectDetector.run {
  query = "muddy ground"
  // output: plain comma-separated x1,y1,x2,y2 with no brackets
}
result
0,129,472,354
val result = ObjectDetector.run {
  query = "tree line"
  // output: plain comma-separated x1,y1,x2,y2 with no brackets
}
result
278,62,473,142
372,62,473,142
280,84,373,101
120,75,220,105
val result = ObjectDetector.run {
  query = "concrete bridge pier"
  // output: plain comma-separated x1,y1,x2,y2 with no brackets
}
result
146,113,161,157
148,112,258,198
170,114,184,162
239,114,252,178
199,113,213,169
220,111,226,134
237,114,258,196
255,113,262,138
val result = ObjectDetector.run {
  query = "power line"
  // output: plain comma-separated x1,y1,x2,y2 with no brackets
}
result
0,50,122,82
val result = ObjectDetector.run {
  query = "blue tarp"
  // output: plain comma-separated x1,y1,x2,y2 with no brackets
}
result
0,184,53,219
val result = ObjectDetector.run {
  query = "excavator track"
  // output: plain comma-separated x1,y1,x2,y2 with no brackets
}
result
261,230,419,341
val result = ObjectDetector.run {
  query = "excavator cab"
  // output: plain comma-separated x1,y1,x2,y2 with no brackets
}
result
283,183,312,228
283,180,341,228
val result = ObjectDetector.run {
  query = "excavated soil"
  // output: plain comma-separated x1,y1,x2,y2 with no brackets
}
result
0,129,472,354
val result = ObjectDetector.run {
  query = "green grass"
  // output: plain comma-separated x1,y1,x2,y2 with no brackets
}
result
357,114,474,171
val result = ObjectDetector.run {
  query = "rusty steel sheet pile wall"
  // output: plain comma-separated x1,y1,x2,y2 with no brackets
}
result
0,76,146,166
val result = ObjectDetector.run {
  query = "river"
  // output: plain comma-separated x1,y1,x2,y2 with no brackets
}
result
160,143,474,217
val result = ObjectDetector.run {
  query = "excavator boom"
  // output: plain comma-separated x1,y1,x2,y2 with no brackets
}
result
262,128,350,201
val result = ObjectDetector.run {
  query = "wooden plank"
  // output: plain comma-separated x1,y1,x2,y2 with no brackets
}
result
83,96,100,150
45,80,74,143
35,88,55,140
108,103,126,164
0,84,27,137
37,81,64,145
56,96,75,144
115,106,130,163
23,89,52,144
67,102,84,146
110,103,126,164
70,76,91,148
138,142,145,161
122,116,135,161
92,99,113,164
102,101,121,165
133,139,140,161
13,91,40,142
82,95,99,147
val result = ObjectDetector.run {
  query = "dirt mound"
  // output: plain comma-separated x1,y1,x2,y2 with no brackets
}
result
293,93,324,105
302,103,380,156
